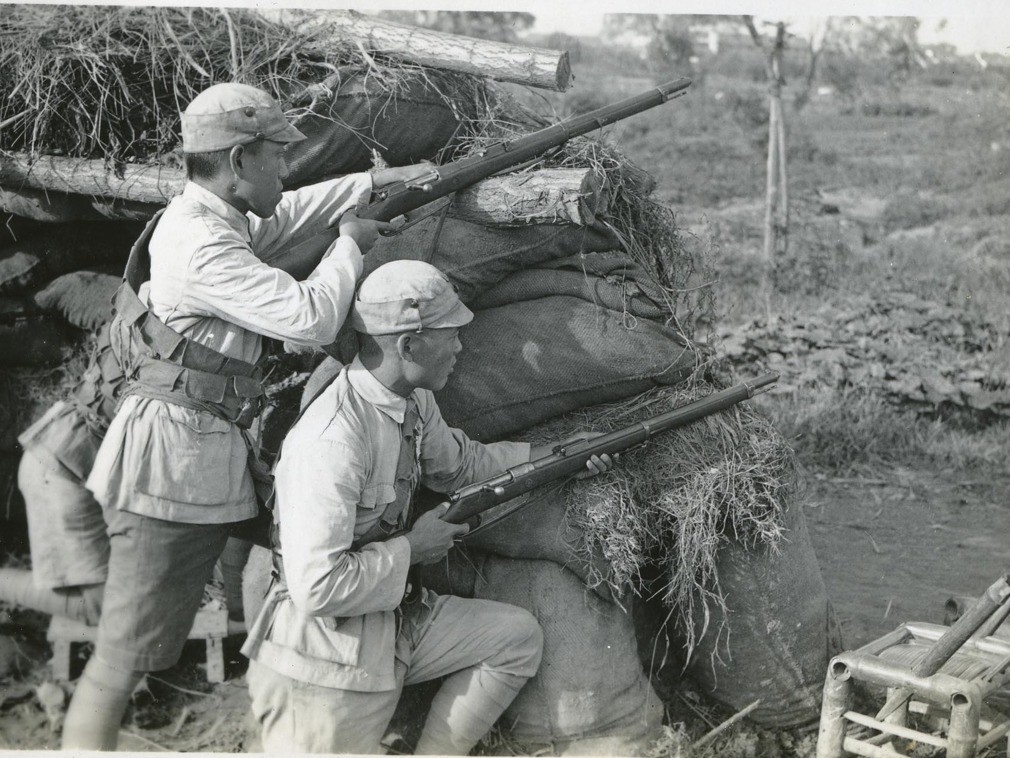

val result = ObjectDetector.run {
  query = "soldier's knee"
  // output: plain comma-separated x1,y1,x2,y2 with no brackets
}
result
501,606,543,676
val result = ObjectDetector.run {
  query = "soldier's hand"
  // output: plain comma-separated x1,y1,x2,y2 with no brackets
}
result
338,212,395,253
578,452,615,479
370,161,437,190
530,432,618,479
404,503,469,565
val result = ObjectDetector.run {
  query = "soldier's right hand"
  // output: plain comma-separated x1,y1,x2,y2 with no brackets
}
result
404,503,469,565
338,212,395,254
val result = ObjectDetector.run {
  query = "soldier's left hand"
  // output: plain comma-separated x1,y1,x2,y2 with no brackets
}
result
371,162,437,189
577,452,615,480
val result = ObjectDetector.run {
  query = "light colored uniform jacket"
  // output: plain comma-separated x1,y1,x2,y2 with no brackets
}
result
86,177,371,524
241,357,530,691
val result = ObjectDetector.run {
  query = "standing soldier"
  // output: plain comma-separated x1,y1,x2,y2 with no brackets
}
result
241,260,614,754
60,82,429,750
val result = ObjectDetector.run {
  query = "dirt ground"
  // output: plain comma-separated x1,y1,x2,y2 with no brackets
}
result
806,468,1010,650
3,465,1009,753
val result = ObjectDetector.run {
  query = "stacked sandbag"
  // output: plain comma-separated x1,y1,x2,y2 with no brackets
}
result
683,497,843,727
477,556,663,755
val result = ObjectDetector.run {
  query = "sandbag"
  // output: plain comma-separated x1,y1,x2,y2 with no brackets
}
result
285,71,464,186
459,492,614,602
435,295,695,441
469,251,668,319
684,496,843,728
474,556,663,753
366,215,621,304
33,271,120,331
0,222,138,297
0,298,74,367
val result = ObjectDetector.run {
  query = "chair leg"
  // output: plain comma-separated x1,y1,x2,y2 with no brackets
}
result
946,691,980,758
816,659,853,758
205,637,225,684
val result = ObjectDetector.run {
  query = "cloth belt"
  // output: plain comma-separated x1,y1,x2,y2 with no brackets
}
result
110,208,268,430
113,281,266,429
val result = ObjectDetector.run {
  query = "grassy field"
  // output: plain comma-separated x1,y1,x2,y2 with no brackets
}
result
551,38,1010,483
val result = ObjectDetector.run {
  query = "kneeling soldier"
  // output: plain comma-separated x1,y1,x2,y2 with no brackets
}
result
242,260,614,754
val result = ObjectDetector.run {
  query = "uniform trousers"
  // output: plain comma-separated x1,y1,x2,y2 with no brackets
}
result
247,592,543,754
19,447,109,594
93,507,231,671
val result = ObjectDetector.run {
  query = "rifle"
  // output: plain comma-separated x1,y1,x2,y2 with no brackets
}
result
349,372,778,551
360,77,692,227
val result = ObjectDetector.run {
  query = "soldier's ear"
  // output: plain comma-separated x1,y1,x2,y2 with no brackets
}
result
396,332,414,362
228,144,248,176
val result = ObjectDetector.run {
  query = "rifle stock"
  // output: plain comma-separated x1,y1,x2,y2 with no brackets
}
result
360,77,692,224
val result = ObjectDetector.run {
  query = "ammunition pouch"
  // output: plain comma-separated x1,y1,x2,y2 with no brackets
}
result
113,282,266,430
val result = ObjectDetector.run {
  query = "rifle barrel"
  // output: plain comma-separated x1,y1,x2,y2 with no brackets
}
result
362,77,692,223
442,371,778,524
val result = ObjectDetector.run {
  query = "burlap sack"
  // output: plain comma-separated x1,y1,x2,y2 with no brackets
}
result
435,295,695,441
684,497,843,727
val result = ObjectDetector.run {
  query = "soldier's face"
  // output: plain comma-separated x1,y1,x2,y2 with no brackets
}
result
236,140,289,218
408,327,462,392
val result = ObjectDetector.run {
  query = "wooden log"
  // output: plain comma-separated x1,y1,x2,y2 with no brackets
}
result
0,154,184,206
305,10,572,92
448,167,612,226
0,184,160,223
1,154,618,229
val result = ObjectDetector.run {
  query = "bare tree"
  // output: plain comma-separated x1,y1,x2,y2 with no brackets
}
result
743,16,790,262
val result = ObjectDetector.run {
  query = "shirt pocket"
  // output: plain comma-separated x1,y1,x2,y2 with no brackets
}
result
358,483,396,510
271,599,362,667
135,404,244,506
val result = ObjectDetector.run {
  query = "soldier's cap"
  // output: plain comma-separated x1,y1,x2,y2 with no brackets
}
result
350,260,473,336
180,82,306,154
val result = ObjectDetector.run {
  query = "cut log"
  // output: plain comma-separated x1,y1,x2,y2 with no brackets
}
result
0,184,160,223
304,11,572,92
0,154,184,207
449,167,612,226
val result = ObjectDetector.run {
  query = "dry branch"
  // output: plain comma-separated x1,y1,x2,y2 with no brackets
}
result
305,10,572,91
449,167,612,226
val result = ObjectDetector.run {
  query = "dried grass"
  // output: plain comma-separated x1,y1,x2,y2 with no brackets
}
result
517,366,797,653
0,6,490,164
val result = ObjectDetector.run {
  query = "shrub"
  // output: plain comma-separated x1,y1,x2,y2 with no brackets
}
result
881,192,953,232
